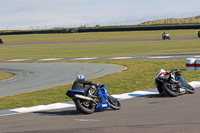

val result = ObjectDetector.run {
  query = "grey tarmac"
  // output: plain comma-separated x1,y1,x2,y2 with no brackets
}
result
0,63,124,97
0,88,199,133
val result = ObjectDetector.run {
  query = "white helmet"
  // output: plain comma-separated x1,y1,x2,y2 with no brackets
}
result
76,75,85,80
158,69,166,76
159,69,165,73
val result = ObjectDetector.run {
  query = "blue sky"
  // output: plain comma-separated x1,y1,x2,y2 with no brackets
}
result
1,0,200,30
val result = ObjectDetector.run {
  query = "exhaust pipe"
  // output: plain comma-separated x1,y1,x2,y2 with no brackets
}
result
74,94,98,105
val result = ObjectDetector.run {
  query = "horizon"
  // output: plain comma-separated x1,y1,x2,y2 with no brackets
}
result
1,0,200,30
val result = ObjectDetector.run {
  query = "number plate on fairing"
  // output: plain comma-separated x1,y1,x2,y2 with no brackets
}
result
102,104,107,107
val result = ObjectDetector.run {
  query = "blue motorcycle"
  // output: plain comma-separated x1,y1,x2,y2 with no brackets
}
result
66,84,121,114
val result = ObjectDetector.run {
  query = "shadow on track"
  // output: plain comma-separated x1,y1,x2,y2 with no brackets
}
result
128,93,172,99
34,108,113,116
145,94,170,98
34,110,80,116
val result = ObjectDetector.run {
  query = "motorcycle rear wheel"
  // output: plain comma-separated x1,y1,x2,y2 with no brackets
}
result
74,99,95,114
162,83,179,97
107,95,121,110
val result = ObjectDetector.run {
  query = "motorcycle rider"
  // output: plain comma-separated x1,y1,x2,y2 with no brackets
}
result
162,32,166,38
156,69,167,78
72,75,100,95
156,69,181,80
156,69,186,94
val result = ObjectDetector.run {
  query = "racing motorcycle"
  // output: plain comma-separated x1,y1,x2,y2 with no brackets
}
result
0,38,3,44
197,31,200,38
66,84,121,114
155,69,195,97
162,34,170,40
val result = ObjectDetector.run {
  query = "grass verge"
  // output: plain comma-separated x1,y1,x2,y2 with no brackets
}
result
0,72,15,81
0,59,199,110
0,29,199,110
0,29,198,44
0,40,200,60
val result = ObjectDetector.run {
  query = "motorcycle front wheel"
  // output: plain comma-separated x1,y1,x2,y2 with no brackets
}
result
187,84,195,94
74,99,95,114
107,95,121,110
162,83,179,97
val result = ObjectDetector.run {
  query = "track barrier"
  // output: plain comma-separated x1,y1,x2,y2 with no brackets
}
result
186,58,200,71
196,58,200,70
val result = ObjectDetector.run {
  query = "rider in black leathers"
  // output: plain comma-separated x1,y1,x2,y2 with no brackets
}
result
72,75,98,92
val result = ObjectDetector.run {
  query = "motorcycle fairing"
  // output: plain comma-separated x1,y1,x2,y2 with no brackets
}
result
66,89,86,97
96,85,110,109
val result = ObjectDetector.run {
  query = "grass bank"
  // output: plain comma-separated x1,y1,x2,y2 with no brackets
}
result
0,72,15,81
0,29,198,44
0,29,199,109
0,59,200,110
0,40,200,60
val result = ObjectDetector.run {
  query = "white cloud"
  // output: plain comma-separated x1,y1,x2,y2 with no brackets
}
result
0,0,200,30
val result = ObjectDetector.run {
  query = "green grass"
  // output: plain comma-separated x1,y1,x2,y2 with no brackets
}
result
0,72,15,81
0,29,200,109
0,59,200,110
0,40,200,60
0,29,198,44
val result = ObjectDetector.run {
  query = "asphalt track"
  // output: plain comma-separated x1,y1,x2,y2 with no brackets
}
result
3,37,200,46
0,88,200,133
0,63,125,97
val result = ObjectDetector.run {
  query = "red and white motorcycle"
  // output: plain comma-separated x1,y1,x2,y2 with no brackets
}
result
155,69,195,97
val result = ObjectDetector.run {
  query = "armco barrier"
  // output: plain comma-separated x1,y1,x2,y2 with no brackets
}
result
78,24,200,32
186,58,200,71
1,25,200,35
0,29,78,35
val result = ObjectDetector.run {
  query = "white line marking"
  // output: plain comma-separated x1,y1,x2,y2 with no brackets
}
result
75,119,100,122
0,55,198,62
39,58,64,61
149,56,172,59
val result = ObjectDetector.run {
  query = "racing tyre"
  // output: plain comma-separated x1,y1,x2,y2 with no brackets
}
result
74,99,95,114
187,84,195,94
162,83,179,97
156,84,165,95
107,95,121,110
